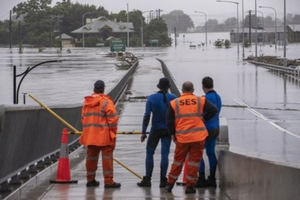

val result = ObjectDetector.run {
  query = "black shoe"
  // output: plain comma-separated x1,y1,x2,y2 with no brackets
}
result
86,179,100,187
104,182,121,188
159,177,167,188
165,183,174,193
195,177,208,188
207,176,217,188
137,176,151,187
185,186,196,194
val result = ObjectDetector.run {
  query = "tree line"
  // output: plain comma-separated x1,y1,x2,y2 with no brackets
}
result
0,0,171,47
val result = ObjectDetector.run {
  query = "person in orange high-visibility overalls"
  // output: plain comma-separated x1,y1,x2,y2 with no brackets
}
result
165,81,217,194
80,80,121,188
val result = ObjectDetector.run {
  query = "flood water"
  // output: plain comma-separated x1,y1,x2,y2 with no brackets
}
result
1,32,300,167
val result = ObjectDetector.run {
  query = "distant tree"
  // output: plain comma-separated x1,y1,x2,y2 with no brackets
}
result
263,16,273,27
244,14,261,28
292,14,300,24
162,10,194,33
222,17,237,31
144,18,171,46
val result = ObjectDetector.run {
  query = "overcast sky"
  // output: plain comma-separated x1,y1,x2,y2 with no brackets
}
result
1,0,299,24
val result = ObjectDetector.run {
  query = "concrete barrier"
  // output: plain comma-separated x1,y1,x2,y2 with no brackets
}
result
218,150,300,200
0,61,139,190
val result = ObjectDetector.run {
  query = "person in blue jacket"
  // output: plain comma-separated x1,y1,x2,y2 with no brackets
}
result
137,77,177,188
195,76,222,188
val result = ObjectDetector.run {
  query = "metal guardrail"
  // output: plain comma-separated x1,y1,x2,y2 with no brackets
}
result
248,61,300,78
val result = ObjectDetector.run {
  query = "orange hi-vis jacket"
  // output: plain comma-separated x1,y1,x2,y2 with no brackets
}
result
80,93,119,146
170,94,208,143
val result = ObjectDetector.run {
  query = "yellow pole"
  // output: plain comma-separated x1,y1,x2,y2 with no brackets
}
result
68,131,143,135
28,94,142,180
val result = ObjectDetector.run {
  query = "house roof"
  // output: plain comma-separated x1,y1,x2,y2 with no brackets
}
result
231,27,285,34
71,16,134,34
55,33,74,40
287,24,300,32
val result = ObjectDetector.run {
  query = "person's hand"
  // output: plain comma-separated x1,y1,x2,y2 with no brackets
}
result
141,134,147,143
171,135,177,144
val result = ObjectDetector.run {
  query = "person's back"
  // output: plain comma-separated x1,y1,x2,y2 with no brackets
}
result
165,81,217,194
138,78,177,188
80,80,121,188
146,91,176,129
196,76,222,188
204,91,222,132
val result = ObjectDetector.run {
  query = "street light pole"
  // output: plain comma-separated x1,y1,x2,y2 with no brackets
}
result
82,12,95,49
249,10,264,45
141,10,153,47
127,3,129,47
259,6,277,50
217,0,239,57
238,0,245,58
194,11,207,47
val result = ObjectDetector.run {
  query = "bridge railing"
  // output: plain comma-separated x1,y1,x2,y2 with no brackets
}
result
248,61,300,78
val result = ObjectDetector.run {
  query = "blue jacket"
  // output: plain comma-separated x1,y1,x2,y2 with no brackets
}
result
142,91,177,134
203,90,222,131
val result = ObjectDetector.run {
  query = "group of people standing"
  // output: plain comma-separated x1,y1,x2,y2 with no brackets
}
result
79,76,222,194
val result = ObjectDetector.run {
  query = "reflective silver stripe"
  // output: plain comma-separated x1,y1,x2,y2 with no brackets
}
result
173,161,184,166
186,175,198,181
106,113,118,118
103,155,112,159
87,156,98,160
176,113,202,118
83,112,105,117
188,161,199,167
108,123,118,128
169,174,178,179
87,171,96,175
101,100,108,113
196,96,201,114
175,127,207,135
83,123,109,128
59,143,68,158
103,170,113,175
174,99,180,114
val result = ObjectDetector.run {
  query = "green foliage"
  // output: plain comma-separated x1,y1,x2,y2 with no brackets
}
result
144,18,171,46
213,39,223,48
243,39,250,48
162,10,194,33
0,1,171,47
224,39,231,48
84,36,103,47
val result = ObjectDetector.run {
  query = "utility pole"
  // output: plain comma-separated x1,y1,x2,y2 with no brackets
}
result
18,21,22,53
249,10,251,45
157,9,163,19
9,10,12,49
127,3,129,47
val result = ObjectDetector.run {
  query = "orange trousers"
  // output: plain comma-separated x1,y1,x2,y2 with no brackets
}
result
86,145,115,184
167,141,205,186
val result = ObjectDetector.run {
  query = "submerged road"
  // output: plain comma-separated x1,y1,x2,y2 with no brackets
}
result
1,36,300,198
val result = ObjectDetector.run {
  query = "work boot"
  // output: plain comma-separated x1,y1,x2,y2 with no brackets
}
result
86,179,100,187
207,175,217,188
185,186,196,194
137,176,151,187
165,183,174,193
104,182,121,188
195,172,208,188
159,177,167,188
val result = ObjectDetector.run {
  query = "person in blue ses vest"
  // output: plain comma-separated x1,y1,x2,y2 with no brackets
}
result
195,76,222,188
137,77,177,188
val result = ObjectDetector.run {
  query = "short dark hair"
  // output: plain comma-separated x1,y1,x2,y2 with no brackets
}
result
94,88,104,93
202,76,214,89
